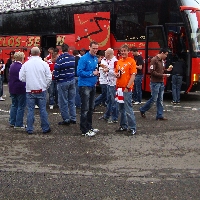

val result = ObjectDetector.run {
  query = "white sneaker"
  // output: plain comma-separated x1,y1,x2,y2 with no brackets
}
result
0,97,5,101
14,125,27,129
91,128,99,133
128,129,136,135
35,105,39,109
49,105,53,109
133,102,141,105
85,130,96,137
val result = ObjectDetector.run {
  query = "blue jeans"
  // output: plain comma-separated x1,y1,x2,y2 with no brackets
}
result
140,82,165,119
172,75,182,102
118,91,136,131
104,85,118,121
26,91,50,132
57,79,76,122
79,86,96,134
9,93,26,127
94,84,107,107
75,77,81,108
0,75,4,97
48,80,58,105
133,75,143,103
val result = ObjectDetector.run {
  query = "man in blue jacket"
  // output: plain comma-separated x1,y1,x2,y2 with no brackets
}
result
77,41,99,136
54,43,76,125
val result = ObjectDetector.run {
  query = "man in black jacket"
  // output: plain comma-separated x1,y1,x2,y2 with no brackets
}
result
171,54,186,105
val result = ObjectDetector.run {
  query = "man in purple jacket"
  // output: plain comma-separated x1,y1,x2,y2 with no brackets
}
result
9,52,26,128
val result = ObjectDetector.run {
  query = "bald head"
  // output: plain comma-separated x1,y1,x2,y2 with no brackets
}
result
105,48,114,59
31,47,40,56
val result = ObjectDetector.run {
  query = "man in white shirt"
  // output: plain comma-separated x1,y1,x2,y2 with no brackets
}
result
19,47,52,134
99,48,118,123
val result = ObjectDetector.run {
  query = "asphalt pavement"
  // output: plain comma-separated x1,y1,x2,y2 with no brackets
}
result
0,84,200,200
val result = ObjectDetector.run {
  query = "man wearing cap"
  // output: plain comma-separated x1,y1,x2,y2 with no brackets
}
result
19,47,52,134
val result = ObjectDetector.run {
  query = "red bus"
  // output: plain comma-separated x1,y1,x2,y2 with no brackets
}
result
0,0,200,92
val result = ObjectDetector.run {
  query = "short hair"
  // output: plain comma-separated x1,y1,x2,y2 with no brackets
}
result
130,47,138,52
54,48,59,54
31,47,40,55
159,48,169,54
73,50,79,56
14,52,25,61
61,43,69,52
120,44,129,51
48,47,54,51
89,41,98,47
0,59,4,64
98,50,105,57
10,51,15,56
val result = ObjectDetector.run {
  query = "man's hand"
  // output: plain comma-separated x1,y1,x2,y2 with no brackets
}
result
93,69,99,76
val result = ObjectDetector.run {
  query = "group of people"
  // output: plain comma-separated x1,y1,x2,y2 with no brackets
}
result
4,41,186,136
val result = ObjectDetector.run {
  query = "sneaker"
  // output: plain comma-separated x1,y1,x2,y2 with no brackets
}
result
10,124,14,127
115,126,127,132
35,105,39,109
14,125,27,129
171,101,176,105
133,102,141,105
70,120,76,124
177,101,180,104
156,117,168,121
43,128,51,133
49,105,54,109
0,97,5,101
98,116,108,121
85,130,96,137
91,128,99,133
128,129,136,135
2,95,6,98
139,110,146,118
108,120,118,124
58,121,70,125
27,131,33,135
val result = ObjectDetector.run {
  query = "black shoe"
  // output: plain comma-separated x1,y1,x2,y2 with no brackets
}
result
139,110,146,118
43,129,51,133
58,121,70,125
156,117,168,121
70,120,76,124
115,127,127,132
171,101,176,105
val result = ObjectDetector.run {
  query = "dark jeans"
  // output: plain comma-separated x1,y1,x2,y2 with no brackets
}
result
172,75,182,102
133,75,143,103
48,80,58,105
79,86,96,134
75,77,81,108
94,84,107,107
0,75,4,97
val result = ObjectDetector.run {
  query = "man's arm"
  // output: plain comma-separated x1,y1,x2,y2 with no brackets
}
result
150,58,163,78
77,57,98,77
19,65,26,82
45,63,52,88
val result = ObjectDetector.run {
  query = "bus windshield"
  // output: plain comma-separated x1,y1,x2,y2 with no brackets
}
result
181,0,200,55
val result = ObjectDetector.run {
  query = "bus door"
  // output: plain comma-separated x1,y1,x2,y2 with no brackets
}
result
41,35,56,59
165,23,189,92
144,25,167,92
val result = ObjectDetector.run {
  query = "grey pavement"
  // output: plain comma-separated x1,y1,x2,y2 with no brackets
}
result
0,84,200,200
